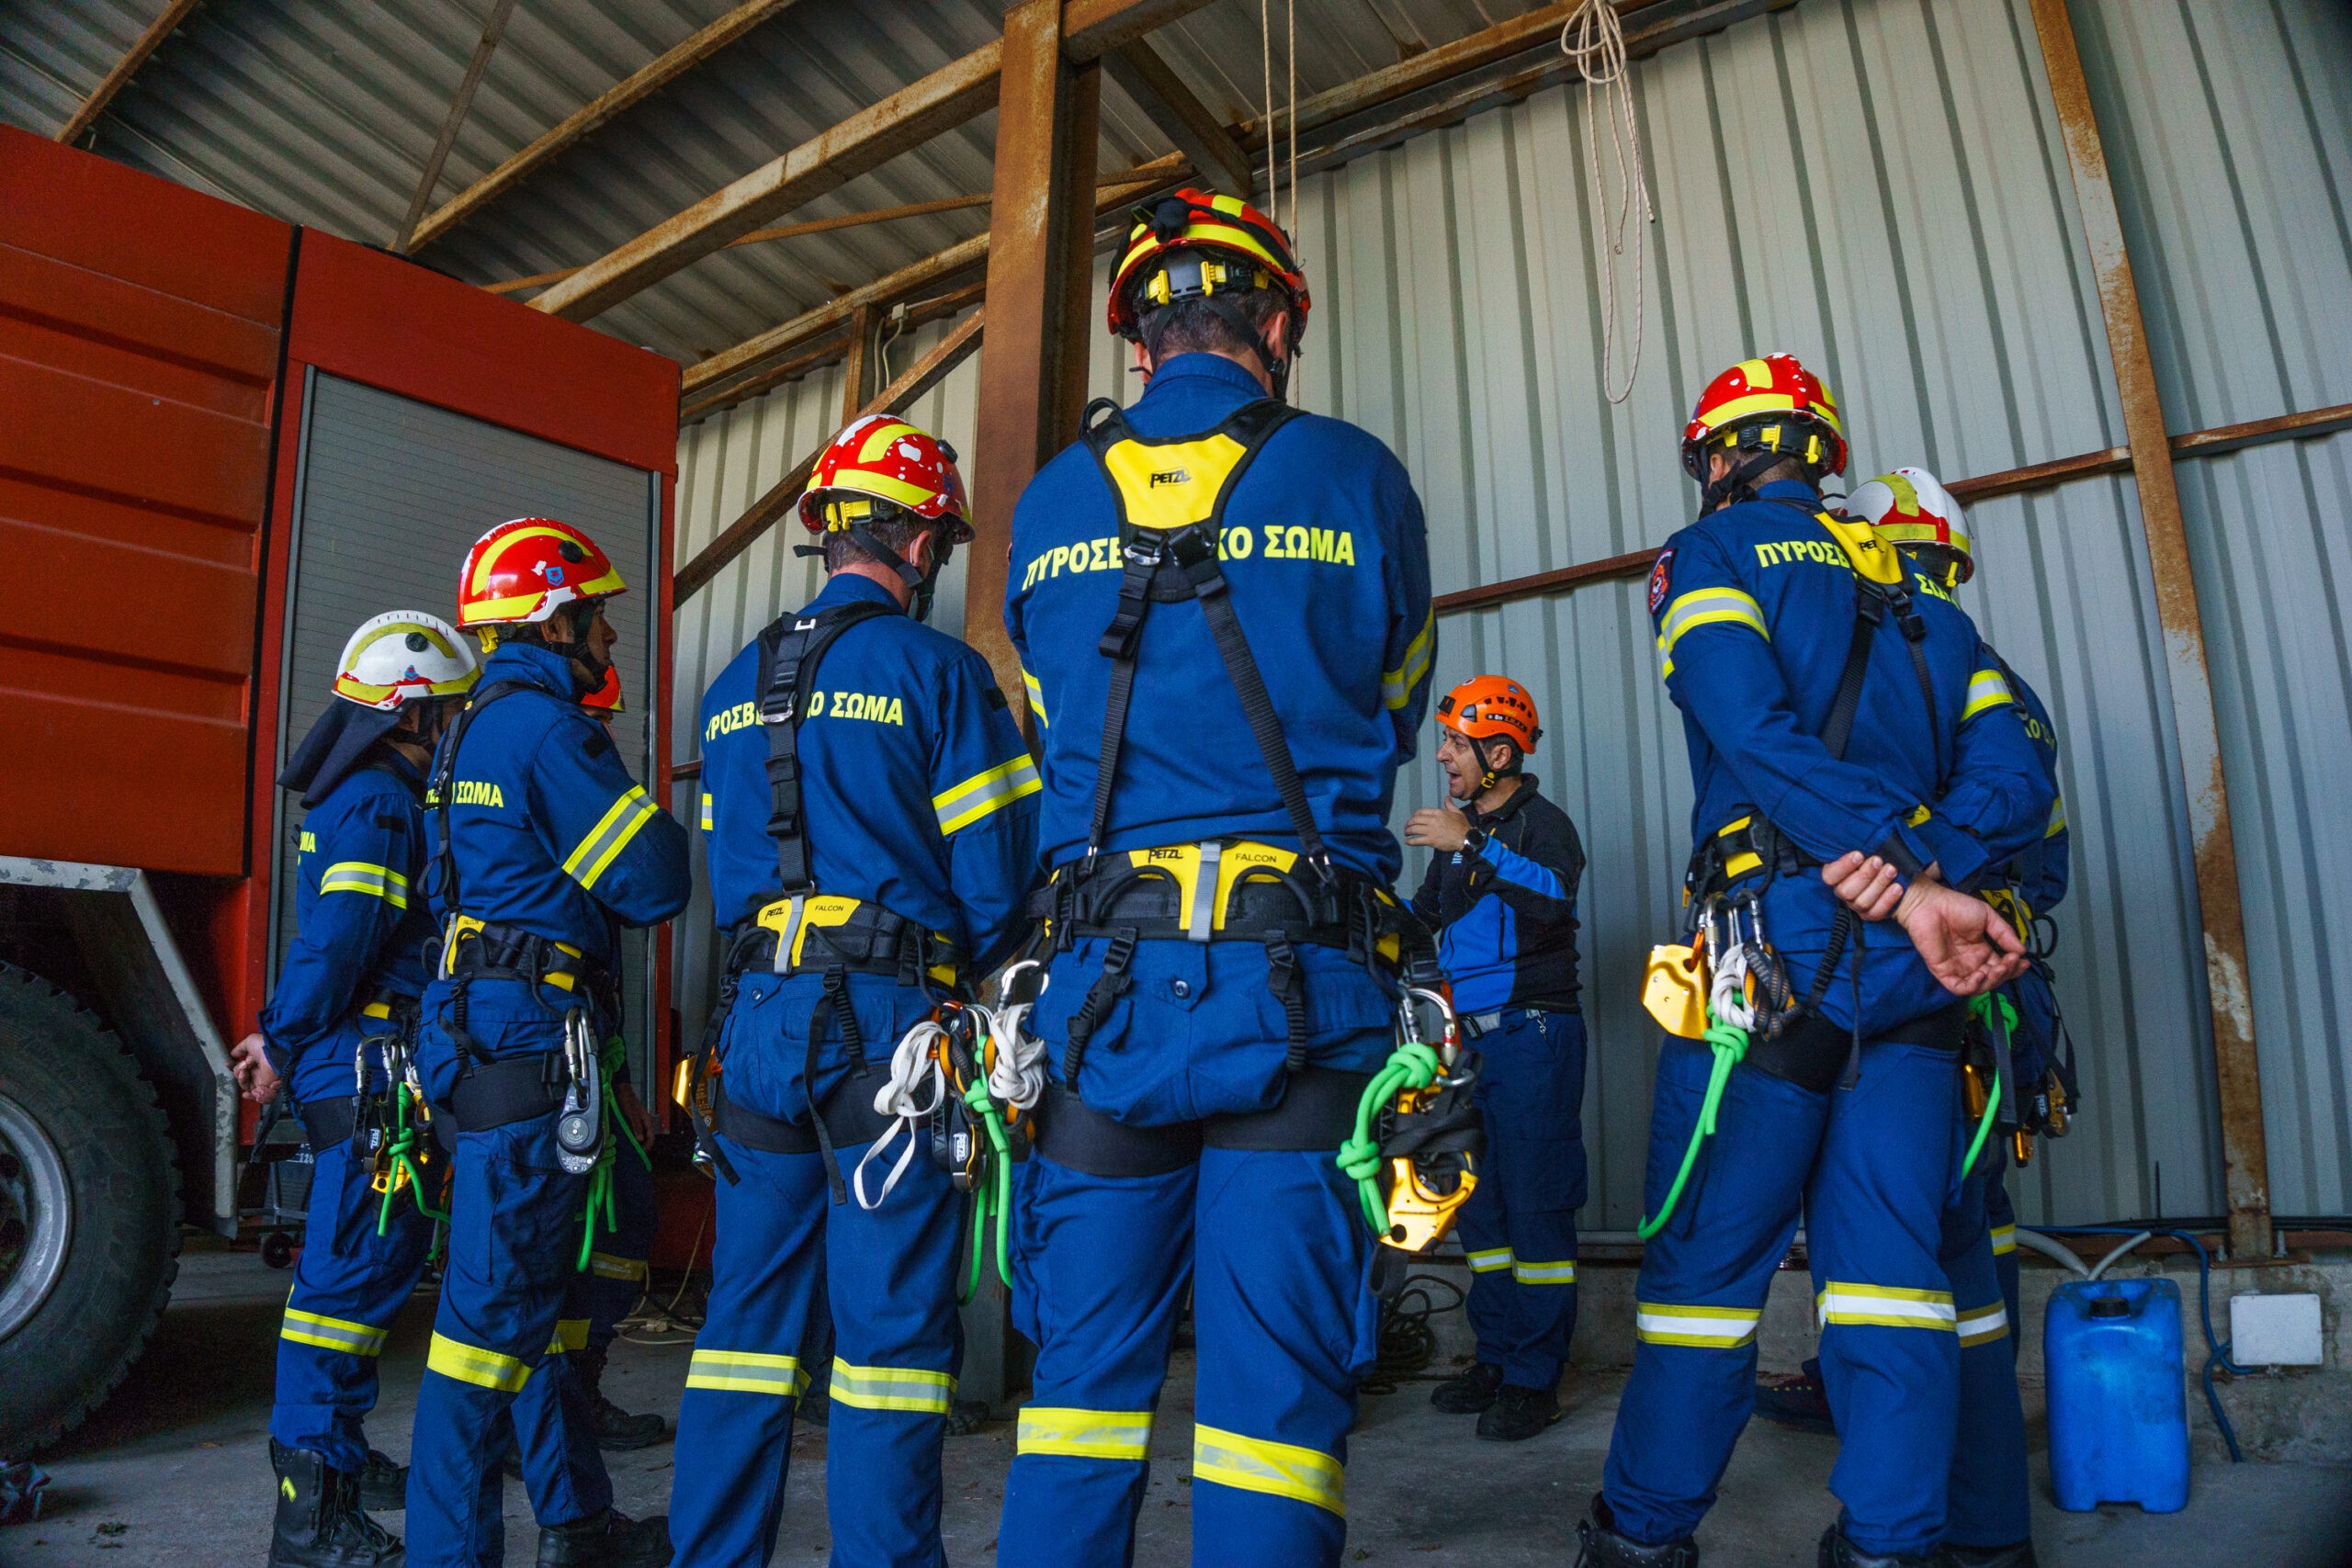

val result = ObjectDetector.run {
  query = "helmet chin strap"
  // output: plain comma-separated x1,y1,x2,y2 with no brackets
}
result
845,522,944,623
1702,445,1801,513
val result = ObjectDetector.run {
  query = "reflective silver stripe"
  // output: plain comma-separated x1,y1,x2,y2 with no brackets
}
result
1634,1302,1760,1348
933,756,1042,835
1957,1302,2009,1348
684,1348,805,1398
564,785,661,888
282,1306,389,1357
1382,608,1436,711
1657,588,1768,657
1816,1282,1956,1331
1512,1258,1577,1285
1016,1405,1151,1460
829,1359,956,1414
1962,669,2015,721
318,861,411,909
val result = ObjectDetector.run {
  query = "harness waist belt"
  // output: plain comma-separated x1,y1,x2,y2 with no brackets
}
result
735,895,962,987
1743,1002,1968,1094
708,1073,899,1156
1035,1069,1372,1178
296,1095,357,1151
448,1053,568,1134
1037,839,1406,964
442,916,612,1002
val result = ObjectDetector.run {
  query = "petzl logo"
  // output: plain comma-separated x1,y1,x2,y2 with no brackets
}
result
1148,468,1192,488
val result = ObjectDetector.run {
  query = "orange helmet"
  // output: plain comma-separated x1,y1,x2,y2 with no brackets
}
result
1107,188,1310,347
1680,353,1848,482
1436,675,1541,754
1849,467,1974,581
457,517,626,629
580,665,624,715
797,414,972,544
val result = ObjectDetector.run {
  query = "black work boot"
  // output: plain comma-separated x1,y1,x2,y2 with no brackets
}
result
537,1507,670,1568
1819,1523,1939,1567
1575,1494,1699,1567
356,1450,406,1512
269,1440,404,1567
1754,1357,1836,1435
1476,1382,1562,1441
1935,1545,2039,1568
1429,1360,1505,1414
574,1343,668,1450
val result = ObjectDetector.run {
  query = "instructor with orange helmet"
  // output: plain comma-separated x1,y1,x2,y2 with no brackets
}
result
1405,676,1588,1441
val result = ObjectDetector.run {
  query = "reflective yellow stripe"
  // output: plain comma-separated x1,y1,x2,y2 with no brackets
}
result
1381,607,1437,711
1657,588,1769,658
318,861,411,910
1021,665,1048,728
563,785,660,888
1512,1258,1578,1286
1466,1247,1514,1275
281,1306,389,1357
684,1348,806,1398
545,1318,590,1356
1962,669,2015,722
1634,1301,1762,1348
1816,1281,1957,1331
2045,795,2067,839
1016,1405,1152,1461
700,791,714,832
1990,1224,2018,1256
933,755,1043,836
1193,1424,1344,1517
589,1252,648,1282
428,1332,531,1393
830,1359,956,1414
1957,1302,2010,1348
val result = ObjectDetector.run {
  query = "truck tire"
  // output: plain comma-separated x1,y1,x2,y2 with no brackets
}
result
0,964,180,1453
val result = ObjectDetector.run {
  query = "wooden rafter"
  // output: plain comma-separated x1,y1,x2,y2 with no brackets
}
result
528,0,1214,324
395,0,518,254
410,0,806,254
55,0,202,145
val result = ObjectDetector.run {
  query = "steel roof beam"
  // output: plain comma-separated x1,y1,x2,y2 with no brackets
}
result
393,0,518,254
529,0,1213,324
408,0,806,254
1102,39,1252,197
54,0,203,146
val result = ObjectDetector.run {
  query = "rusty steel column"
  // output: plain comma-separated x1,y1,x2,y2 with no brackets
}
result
964,0,1102,715
839,302,876,424
2028,0,2271,1258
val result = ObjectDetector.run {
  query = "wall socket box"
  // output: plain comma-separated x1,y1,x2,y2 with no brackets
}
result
2228,1292,2324,1366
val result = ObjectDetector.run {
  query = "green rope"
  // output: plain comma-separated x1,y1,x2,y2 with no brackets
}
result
575,1059,647,1272
376,1082,448,1235
1962,994,2017,1180
956,1076,1015,1303
1337,1041,1443,1239
1635,1013,1749,1241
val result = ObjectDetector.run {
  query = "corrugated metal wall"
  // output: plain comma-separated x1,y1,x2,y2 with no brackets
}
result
668,312,983,1051
662,0,2352,1225
2073,0,2352,1219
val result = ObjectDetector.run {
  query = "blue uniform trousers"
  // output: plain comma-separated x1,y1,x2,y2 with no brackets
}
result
405,1103,612,1567
1979,1137,2021,1344
584,1143,655,1351
667,1132,963,1568
1454,1010,1586,1390
273,1127,437,1472
1603,1036,1967,1558
1939,1153,2030,1549
1000,1147,1376,1568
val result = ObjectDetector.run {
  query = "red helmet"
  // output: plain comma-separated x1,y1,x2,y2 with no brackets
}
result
457,517,626,629
1436,675,1541,753
797,415,972,544
579,664,624,715
1107,188,1310,345
1849,467,1974,581
1680,353,1848,480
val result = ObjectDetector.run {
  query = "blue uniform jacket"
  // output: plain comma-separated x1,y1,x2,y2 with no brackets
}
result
1651,480,2053,1035
1410,778,1585,1015
261,756,435,1107
1004,352,1436,883
1996,659,2067,915
698,574,1044,1122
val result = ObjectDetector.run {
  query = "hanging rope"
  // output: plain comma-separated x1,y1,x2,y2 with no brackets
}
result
1561,0,1655,404
1287,0,1298,236
1261,0,1276,208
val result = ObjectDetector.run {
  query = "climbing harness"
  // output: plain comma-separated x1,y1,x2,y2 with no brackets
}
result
1960,995,2007,1181
1337,985,1483,1269
353,1007,447,1237
854,963,1049,1303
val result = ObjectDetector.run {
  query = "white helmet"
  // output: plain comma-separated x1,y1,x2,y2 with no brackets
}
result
332,611,480,711
1849,466,1974,581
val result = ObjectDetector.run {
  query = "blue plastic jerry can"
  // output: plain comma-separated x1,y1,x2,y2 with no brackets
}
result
2044,1278,2190,1512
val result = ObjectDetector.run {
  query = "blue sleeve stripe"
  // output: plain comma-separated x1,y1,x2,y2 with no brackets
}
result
1479,839,1564,899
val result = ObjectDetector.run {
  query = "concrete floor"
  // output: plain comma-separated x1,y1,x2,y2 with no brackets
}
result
8,1247,2350,1567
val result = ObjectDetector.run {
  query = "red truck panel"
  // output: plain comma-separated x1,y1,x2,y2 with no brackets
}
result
0,127,290,878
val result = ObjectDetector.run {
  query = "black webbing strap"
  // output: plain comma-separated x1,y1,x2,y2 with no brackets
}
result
1199,1066,1370,1151
1077,398,1320,874
1264,933,1308,1071
448,1052,568,1133
756,600,898,896
708,1072,896,1156
1063,928,1136,1087
296,1095,358,1152
424,678,535,915
1034,1083,1204,1178
803,964,865,1203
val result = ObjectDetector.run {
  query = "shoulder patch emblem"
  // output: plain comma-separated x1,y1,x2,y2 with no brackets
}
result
1648,547,1675,615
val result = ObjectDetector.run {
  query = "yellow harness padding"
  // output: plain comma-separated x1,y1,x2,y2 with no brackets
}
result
1097,431,1252,534
1102,839,1405,964
1813,508,1905,586
440,914,583,989
754,895,958,986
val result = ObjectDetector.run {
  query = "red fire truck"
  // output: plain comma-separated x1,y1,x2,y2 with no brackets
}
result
0,128,679,1452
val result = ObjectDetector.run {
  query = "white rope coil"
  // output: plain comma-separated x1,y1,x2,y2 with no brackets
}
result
853,1019,948,1210
1561,0,1655,404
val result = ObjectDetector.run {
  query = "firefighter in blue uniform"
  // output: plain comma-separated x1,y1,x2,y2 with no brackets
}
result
1406,676,1589,1441
665,416,1040,1568
997,189,1436,1568
407,518,687,1568
231,612,479,1568
1580,356,2051,1568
